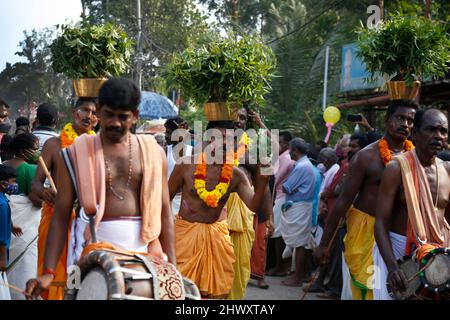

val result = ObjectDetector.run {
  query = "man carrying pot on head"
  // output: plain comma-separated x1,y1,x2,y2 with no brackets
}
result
25,78,175,300
30,97,97,300
374,109,450,300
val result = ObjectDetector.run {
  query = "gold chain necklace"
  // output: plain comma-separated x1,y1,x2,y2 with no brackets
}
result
104,134,133,201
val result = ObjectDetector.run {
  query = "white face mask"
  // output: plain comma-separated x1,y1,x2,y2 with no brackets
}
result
317,163,326,174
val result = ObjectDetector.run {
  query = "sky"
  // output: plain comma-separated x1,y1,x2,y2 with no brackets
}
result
0,0,82,71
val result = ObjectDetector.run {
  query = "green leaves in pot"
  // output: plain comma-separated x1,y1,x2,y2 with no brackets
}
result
166,32,277,107
356,13,450,84
50,22,133,79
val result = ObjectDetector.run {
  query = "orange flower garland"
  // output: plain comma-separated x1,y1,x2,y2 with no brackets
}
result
60,123,96,149
233,132,250,166
194,132,250,208
378,138,414,166
194,153,234,208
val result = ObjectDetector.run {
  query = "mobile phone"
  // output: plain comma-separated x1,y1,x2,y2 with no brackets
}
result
347,114,362,122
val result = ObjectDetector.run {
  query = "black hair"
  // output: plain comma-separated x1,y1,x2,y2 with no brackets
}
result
15,117,29,127
8,133,38,156
0,164,17,181
206,121,235,130
0,135,14,161
306,143,319,165
316,140,328,149
74,97,97,110
413,108,445,130
98,78,141,111
0,99,10,109
350,132,369,149
165,117,186,131
290,138,309,155
386,99,419,119
279,131,293,143
37,103,58,126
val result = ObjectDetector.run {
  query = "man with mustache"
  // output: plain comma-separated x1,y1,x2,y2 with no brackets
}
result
374,109,450,300
26,78,175,300
314,100,418,300
169,119,270,299
31,97,97,300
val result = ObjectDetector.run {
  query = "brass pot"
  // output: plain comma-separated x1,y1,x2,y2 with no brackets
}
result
73,78,107,98
204,102,239,121
387,80,421,100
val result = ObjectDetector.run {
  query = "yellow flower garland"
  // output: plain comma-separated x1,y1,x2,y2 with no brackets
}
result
60,123,96,148
193,132,250,208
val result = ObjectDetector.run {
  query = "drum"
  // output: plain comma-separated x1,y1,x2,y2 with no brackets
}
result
64,249,201,300
419,247,450,297
387,255,422,300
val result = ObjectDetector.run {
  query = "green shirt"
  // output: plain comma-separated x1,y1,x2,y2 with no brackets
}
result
16,162,37,195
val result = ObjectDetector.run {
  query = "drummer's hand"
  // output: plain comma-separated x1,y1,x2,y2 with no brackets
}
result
388,267,408,293
42,188,56,206
24,274,54,300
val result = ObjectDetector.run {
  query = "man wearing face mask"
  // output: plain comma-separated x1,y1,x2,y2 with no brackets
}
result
314,100,418,300
0,164,23,295
31,97,97,300
2,133,42,207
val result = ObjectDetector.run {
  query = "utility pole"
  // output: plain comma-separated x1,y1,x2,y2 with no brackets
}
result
425,0,431,19
378,0,384,19
136,0,143,91
322,46,330,112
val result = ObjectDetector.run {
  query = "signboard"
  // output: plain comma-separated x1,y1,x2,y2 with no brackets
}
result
340,43,385,92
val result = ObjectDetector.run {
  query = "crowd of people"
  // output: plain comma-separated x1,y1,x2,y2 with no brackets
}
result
0,78,449,301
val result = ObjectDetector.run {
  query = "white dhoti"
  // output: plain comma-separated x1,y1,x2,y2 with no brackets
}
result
171,193,182,218
7,195,40,300
372,232,407,300
271,196,285,238
67,217,88,268
280,201,315,249
96,218,148,252
341,252,353,300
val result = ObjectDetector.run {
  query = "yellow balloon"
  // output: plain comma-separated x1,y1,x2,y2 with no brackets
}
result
323,106,341,125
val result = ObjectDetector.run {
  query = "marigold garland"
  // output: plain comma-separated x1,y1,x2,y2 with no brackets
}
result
233,132,250,166
193,132,251,208
378,138,414,166
194,152,234,208
60,123,96,148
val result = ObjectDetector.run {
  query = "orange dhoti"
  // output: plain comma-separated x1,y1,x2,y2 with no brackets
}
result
37,203,74,300
175,216,235,299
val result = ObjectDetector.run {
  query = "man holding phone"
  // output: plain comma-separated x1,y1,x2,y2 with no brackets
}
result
314,100,418,300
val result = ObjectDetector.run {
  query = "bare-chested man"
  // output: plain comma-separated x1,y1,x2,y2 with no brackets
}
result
374,109,450,300
25,78,174,299
314,100,418,300
169,120,269,299
32,97,97,300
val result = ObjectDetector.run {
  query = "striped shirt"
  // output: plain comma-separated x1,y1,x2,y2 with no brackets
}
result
32,127,59,151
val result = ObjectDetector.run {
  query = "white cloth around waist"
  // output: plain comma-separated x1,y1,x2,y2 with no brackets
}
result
96,218,148,253
271,196,285,238
280,201,314,249
373,232,407,300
